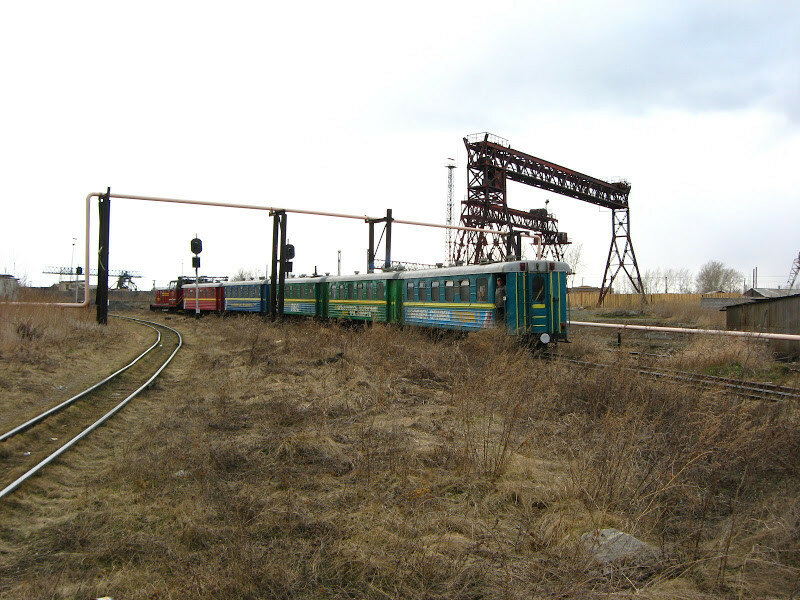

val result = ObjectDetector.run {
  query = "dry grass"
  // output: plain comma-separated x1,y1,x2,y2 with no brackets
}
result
0,310,798,599
0,303,149,431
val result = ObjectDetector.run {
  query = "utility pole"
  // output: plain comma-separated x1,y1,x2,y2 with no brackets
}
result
70,236,77,302
337,250,341,276
445,158,456,264
96,187,111,325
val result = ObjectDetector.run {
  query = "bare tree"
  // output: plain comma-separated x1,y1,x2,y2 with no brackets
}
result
695,260,742,293
669,267,694,293
232,268,257,281
562,242,584,287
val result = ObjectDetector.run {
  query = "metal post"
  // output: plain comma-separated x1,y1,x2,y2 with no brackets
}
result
70,237,76,302
505,229,520,260
367,220,375,273
96,187,111,325
384,209,392,270
270,212,280,320
194,264,200,317
277,212,287,321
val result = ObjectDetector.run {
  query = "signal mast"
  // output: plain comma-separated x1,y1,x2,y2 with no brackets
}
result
445,157,456,264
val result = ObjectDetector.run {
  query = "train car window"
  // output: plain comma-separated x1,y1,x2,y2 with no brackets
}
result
431,280,440,301
532,276,545,301
356,282,363,300
377,282,385,300
445,280,455,302
330,285,336,299
340,283,346,299
476,277,488,302
418,280,427,301
460,279,471,302
347,282,354,299
407,281,415,301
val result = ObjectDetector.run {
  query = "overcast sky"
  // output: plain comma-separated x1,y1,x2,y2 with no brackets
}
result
1,1,798,290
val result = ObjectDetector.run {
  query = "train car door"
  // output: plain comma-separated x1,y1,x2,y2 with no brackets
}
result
387,279,402,324
261,282,269,315
315,282,328,318
529,274,548,334
549,269,567,339
505,272,529,334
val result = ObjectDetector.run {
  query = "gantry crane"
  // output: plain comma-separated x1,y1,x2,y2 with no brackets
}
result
452,133,644,304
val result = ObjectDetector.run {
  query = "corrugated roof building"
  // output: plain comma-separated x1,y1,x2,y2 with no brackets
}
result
725,293,800,357
0,274,19,299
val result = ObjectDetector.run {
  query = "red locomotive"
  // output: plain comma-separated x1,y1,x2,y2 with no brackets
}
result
183,282,225,313
150,277,226,312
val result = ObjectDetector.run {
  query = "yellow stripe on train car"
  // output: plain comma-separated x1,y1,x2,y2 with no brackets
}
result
405,302,495,309
327,299,385,305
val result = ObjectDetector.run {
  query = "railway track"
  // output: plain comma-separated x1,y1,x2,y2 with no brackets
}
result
551,356,800,402
0,315,182,500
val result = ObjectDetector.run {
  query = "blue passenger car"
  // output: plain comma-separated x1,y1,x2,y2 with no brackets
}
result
398,260,569,343
223,280,269,313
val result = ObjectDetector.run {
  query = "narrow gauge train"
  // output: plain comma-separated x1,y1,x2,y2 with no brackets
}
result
151,259,569,344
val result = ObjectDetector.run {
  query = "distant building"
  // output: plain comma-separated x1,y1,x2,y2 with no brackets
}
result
743,288,797,299
0,274,19,299
725,293,800,357
700,291,746,310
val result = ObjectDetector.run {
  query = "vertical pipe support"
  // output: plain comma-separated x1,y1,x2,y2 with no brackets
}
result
367,220,375,274
96,187,111,325
384,209,392,270
270,212,280,320
277,212,287,321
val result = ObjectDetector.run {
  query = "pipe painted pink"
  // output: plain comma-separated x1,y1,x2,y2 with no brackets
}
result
569,320,800,342
3,189,547,310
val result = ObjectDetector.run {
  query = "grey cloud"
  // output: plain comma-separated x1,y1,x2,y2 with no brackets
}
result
399,2,800,126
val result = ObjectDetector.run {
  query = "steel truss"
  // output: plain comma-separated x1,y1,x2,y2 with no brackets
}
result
788,252,800,289
453,133,644,303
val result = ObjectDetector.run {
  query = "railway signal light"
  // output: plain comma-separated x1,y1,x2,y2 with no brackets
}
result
284,244,295,260
191,237,202,255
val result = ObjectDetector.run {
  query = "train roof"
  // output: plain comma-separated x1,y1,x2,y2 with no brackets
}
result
187,281,224,289
222,279,267,287
396,260,570,279
285,260,569,284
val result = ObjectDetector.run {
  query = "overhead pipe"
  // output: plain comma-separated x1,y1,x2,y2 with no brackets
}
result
3,190,547,310
569,320,800,342
108,192,544,253
4,193,96,307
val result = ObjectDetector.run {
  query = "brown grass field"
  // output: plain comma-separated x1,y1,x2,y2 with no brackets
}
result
1,303,798,599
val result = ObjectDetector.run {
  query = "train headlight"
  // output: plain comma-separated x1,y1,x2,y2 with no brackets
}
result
539,333,551,345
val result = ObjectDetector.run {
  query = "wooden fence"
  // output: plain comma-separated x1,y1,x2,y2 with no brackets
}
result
568,291,741,309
